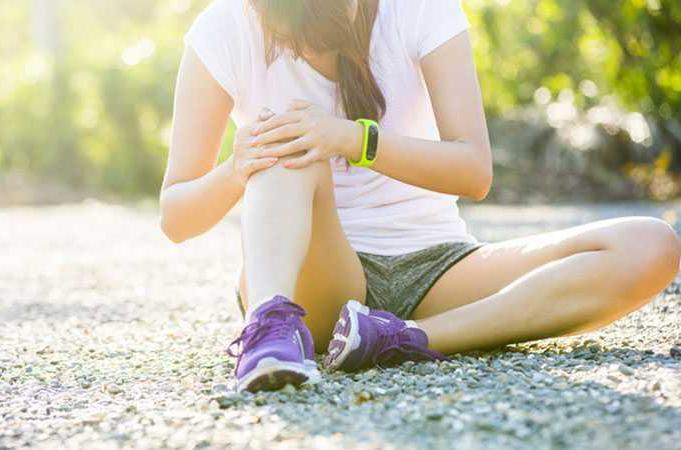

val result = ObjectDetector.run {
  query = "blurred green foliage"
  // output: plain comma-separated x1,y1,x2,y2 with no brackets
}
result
1,0,236,197
470,0,680,119
1,0,680,199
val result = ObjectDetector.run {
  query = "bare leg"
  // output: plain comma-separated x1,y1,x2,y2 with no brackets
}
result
239,157,366,347
241,157,316,310
411,217,680,354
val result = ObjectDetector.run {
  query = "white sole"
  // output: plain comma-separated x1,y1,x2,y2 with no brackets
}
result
237,357,319,392
325,300,369,370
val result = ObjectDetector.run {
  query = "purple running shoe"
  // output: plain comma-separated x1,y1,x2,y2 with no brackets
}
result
324,300,446,372
227,295,319,392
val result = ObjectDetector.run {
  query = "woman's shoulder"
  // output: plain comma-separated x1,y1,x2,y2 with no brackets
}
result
184,0,257,99
382,0,469,59
386,0,426,22
382,0,441,41
191,0,250,28
387,0,466,26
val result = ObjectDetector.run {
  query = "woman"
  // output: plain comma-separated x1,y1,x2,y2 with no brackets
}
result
160,0,680,393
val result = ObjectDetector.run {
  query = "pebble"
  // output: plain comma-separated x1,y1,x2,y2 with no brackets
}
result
281,384,297,395
415,363,436,376
353,391,374,404
401,361,415,370
618,365,635,376
214,394,240,409
211,383,230,394
104,384,123,395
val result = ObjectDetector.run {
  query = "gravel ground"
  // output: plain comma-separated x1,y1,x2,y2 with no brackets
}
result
1,200,680,450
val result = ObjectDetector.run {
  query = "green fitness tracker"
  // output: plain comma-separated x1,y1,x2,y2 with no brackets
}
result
349,118,379,168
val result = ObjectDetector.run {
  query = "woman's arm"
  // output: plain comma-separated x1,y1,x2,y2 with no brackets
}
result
250,31,493,200
368,31,492,199
160,48,276,243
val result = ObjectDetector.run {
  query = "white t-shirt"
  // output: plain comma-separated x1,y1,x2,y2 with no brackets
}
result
184,0,478,255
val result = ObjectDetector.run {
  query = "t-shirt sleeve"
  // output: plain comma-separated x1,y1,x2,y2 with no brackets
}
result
183,0,242,99
405,0,470,60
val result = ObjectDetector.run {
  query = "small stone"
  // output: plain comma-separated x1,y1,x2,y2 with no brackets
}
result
475,420,499,431
214,393,240,409
180,376,195,389
618,365,634,376
588,343,601,352
607,375,621,383
36,346,52,355
81,412,106,425
670,347,681,358
364,369,379,378
372,387,387,396
281,383,297,394
353,391,373,404
104,384,123,395
401,361,415,371
415,363,436,376
106,432,129,442
211,383,230,394
531,373,546,383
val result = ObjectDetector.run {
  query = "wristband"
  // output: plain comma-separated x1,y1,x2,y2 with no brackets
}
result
349,118,379,168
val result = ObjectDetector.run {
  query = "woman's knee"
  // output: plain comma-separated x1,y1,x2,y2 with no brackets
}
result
245,155,331,193
641,218,681,280
609,217,680,295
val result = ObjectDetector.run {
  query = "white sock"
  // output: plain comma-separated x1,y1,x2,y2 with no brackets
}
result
243,294,288,323
243,298,269,323
405,320,420,329
243,310,254,324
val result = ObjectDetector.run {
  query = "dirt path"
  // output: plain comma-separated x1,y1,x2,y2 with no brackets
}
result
1,201,680,449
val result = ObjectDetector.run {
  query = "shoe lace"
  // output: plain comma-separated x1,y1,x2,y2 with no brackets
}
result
372,326,447,367
225,302,306,369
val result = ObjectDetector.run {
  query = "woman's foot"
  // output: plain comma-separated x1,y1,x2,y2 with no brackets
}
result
324,300,446,372
227,295,319,392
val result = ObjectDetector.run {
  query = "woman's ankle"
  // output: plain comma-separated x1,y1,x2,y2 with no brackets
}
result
244,293,294,322
405,319,420,330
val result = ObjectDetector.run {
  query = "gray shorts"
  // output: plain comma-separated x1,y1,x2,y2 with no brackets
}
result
234,241,485,320
357,241,485,319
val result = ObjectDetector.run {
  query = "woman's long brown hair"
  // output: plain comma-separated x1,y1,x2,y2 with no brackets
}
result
249,0,386,121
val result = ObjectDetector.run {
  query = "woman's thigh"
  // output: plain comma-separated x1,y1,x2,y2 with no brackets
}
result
239,161,366,348
411,216,666,320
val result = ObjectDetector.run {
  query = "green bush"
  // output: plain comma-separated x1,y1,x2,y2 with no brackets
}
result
1,0,679,200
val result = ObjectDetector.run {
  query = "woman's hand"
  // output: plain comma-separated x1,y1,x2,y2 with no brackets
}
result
250,100,364,169
231,108,280,186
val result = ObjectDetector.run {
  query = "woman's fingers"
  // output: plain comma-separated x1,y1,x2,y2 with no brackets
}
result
283,149,320,169
258,107,275,122
252,111,303,136
256,137,310,158
287,99,312,111
244,157,278,175
252,123,305,147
